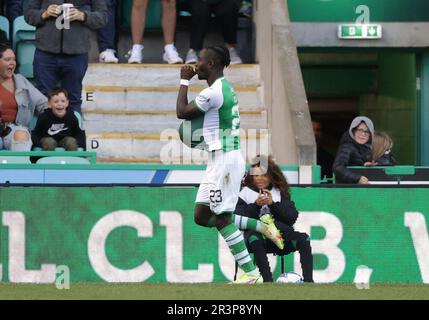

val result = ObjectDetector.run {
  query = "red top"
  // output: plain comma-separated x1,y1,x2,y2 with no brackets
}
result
0,83,18,123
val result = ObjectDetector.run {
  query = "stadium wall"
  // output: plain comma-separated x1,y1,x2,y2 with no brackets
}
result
0,186,428,284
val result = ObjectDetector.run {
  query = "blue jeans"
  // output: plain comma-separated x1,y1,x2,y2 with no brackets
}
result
0,124,32,151
33,49,88,114
97,0,117,52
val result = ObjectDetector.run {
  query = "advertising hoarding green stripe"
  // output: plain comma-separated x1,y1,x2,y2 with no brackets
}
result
0,187,428,283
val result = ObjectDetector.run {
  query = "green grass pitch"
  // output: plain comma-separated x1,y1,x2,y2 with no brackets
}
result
0,283,428,300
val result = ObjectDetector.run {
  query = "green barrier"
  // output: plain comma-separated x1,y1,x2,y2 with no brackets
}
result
0,151,97,164
0,186,428,283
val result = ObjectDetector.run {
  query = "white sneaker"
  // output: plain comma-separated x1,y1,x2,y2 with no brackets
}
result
163,44,183,64
99,49,119,63
228,47,243,65
127,45,143,64
185,49,198,64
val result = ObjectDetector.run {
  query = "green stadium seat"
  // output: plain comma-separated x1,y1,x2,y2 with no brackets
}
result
33,147,84,152
0,156,31,164
74,111,83,129
121,0,162,31
36,156,91,165
13,16,36,79
0,15,9,40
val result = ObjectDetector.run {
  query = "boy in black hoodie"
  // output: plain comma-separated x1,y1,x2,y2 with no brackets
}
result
31,88,86,151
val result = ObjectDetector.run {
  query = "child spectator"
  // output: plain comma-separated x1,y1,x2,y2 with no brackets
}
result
31,88,86,151
371,131,397,166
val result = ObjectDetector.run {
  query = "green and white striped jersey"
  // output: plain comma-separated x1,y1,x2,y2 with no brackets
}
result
194,77,240,151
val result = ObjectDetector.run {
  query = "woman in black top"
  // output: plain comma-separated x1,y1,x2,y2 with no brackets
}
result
235,155,314,282
333,116,374,184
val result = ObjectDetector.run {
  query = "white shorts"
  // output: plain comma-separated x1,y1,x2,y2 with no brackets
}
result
195,149,245,214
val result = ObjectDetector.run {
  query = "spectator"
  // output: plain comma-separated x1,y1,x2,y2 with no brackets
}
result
25,0,108,114
235,155,314,283
371,131,397,166
98,0,118,63
127,0,183,64
0,0,23,39
238,0,252,18
31,87,86,151
0,43,47,150
0,28,7,45
185,0,243,65
332,116,374,184
312,119,334,180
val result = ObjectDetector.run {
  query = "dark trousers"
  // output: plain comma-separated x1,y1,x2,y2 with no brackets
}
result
33,49,88,114
245,223,314,283
40,136,78,151
0,0,22,38
189,0,240,51
97,0,117,52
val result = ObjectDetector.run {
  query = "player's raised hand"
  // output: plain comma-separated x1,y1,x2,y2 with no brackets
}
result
180,65,196,80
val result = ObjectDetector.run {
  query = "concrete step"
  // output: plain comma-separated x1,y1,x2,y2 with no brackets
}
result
86,130,270,164
81,63,265,163
83,64,260,87
82,111,267,133
81,85,263,111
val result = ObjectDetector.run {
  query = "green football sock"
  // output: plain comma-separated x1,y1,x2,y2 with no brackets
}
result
219,223,258,274
232,213,262,232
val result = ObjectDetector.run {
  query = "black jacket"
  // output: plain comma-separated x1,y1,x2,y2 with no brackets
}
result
235,186,299,227
375,151,397,166
31,108,86,148
333,132,372,183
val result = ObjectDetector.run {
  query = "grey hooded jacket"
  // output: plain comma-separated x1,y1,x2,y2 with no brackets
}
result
25,0,107,55
14,74,48,128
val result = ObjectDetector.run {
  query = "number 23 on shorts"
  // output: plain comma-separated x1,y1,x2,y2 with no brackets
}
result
209,189,223,204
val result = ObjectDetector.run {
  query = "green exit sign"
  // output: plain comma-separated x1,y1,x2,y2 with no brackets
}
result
338,24,382,39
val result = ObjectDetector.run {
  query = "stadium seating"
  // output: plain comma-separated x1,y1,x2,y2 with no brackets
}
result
120,0,162,31
13,16,36,79
0,155,31,164
0,15,9,40
36,156,91,165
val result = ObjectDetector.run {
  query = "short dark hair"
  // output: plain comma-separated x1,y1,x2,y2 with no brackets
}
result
48,87,69,100
207,46,231,69
0,43,13,58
